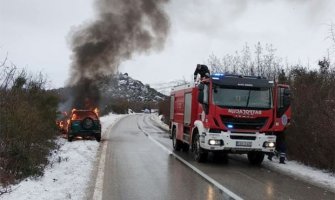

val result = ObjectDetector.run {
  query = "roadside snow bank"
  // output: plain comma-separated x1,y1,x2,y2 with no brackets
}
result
0,113,123,200
150,114,335,192
263,159,335,192
150,114,169,130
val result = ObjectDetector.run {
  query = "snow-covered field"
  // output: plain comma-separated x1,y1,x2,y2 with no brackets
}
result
0,113,123,200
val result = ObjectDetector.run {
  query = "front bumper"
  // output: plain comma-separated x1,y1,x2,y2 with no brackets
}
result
199,131,276,153
68,129,101,137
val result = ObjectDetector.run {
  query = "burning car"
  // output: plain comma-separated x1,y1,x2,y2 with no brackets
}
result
56,112,68,134
66,109,101,142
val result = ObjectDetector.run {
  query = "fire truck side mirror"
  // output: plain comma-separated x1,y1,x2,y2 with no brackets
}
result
283,88,291,107
283,95,290,107
284,88,291,96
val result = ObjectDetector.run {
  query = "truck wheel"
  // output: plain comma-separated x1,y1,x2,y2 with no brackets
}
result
172,128,182,151
193,133,207,162
248,152,264,165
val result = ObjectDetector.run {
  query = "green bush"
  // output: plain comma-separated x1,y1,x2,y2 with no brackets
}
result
0,71,59,186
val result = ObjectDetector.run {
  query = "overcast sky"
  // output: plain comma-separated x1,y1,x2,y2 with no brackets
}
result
1,0,335,89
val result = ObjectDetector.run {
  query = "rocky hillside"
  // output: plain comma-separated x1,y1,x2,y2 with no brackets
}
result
55,73,166,114
98,73,166,102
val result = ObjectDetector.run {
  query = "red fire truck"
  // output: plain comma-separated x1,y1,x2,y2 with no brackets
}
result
169,73,291,164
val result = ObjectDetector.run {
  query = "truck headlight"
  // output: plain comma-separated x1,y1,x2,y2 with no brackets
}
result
208,139,223,146
263,142,275,148
209,140,216,145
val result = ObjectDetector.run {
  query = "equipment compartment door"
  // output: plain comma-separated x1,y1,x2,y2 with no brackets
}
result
170,95,175,120
184,93,192,125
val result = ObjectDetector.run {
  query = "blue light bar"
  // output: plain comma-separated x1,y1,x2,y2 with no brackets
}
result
212,73,225,77
227,124,234,129
211,73,225,80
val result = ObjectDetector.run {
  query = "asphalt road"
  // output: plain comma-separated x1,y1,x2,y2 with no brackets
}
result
102,114,334,200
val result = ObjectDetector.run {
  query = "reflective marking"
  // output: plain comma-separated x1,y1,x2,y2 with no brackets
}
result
139,115,244,200
93,139,107,200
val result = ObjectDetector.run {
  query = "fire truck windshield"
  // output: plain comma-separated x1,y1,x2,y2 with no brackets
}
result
212,85,272,109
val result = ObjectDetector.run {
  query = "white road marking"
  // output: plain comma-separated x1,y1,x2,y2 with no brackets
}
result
139,116,244,200
92,140,107,200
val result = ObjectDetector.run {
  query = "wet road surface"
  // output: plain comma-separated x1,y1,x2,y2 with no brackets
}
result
102,114,334,200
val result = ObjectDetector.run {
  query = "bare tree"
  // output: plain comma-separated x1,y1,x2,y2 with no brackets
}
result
254,42,263,76
207,42,283,78
207,53,222,73
239,43,252,75
330,22,335,45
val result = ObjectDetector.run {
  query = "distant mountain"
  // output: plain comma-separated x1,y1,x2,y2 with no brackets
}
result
98,73,166,102
54,73,167,113
150,79,192,95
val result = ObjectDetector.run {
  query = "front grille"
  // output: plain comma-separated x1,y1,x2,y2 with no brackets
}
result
230,135,256,140
221,116,268,130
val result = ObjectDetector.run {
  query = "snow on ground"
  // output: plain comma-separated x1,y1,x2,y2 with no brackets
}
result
2,113,333,199
0,113,124,200
263,158,335,192
151,114,335,192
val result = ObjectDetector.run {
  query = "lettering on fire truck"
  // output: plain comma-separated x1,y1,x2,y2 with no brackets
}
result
227,109,262,115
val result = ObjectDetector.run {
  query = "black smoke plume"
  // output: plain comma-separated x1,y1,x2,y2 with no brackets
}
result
68,0,170,109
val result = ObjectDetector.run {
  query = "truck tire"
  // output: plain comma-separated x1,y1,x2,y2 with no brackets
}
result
172,128,182,151
193,133,207,162
248,152,264,165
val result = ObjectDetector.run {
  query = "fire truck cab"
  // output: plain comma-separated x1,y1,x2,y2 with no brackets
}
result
169,73,291,165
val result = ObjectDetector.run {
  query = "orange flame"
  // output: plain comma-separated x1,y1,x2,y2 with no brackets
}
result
59,121,64,128
94,108,99,116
